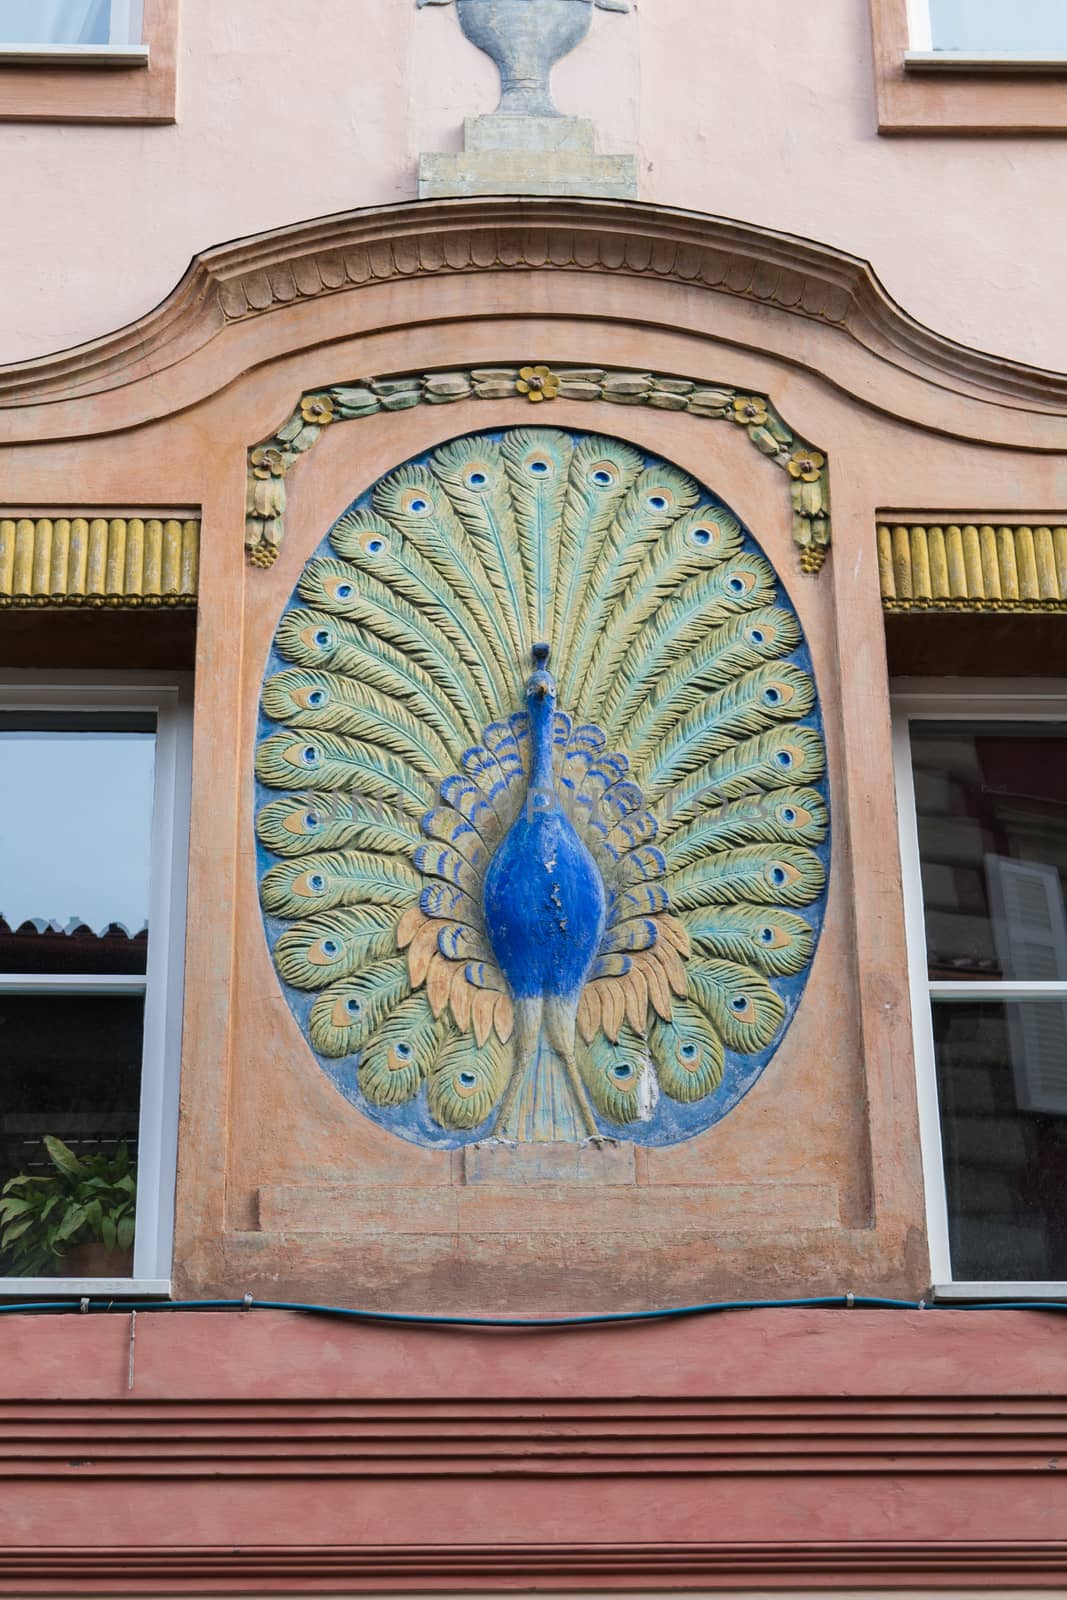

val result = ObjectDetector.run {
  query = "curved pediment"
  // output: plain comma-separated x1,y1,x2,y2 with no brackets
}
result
3,197,1066,436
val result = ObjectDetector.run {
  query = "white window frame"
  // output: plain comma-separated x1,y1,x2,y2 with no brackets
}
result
0,0,148,67
0,671,191,1297
905,0,1067,71
893,679,1067,1301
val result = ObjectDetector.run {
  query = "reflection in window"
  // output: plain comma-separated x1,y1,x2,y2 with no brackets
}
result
0,0,143,47
0,712,155,1278
908,717,1067,1282
927,0,1067,52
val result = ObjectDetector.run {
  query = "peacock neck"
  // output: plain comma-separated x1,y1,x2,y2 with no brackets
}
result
528,692,557,795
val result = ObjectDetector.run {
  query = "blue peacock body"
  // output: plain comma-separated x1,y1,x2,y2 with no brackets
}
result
255,427,829,1145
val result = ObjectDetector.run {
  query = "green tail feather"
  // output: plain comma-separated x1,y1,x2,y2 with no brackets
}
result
298,557,496,730
578,504,743,716
649,1000,725,1102
667,842,826,910
262,667,453,776
553,434,643,659
560,462,700,708
636,663,816,791
499,428,573,646
426,1028,511,1130
686,957,785,1052
256,791,421,859
372,463,521,698
579,1026,658,1125
261,849,419,919
622,607,801,753
359,993,443,1107
274,905,400,990
255,729,434,816
600,553,778,732
309,957,413,1058
274,607,466,753
653,727,827,831
662,788,828,868
429,436,530,665
683,904,815,977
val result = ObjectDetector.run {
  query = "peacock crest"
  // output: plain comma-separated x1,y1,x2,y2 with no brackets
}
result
256,427,829,1146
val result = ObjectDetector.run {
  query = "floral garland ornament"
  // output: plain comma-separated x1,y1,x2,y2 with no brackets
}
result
244,369,831,572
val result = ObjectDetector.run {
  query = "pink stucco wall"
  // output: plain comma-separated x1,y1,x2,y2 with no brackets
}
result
1,0,1064,369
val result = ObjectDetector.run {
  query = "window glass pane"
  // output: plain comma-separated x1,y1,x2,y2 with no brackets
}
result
0,713,155,975
934,999,1067,1280
0,0,143,45
910,721,1067,980
928,0,1067,52
0,993,142,1278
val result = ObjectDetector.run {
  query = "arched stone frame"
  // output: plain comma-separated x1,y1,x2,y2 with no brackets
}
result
2,197,1066,1310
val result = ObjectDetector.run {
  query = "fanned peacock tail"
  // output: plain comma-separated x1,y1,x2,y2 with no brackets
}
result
256,427,829,1145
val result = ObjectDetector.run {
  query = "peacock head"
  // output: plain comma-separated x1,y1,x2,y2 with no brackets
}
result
525,642,557,708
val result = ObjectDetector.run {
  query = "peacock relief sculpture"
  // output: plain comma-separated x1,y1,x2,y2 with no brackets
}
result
256,427,828,1146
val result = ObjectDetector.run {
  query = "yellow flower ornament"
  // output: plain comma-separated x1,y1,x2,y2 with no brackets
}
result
786,448,826,482
517,365,561,403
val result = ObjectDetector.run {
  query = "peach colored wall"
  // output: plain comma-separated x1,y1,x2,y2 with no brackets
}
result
1,0,1065,369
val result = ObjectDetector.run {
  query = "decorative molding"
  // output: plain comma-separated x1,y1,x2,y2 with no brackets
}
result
3,1539,1067,1590
4,200,1067,418
878,519,1067,612
0,515,199,607
245,367,831,571
1,1393,1064,1478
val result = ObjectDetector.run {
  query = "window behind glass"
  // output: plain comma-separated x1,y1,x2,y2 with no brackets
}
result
928,0,1067,52
910,719,1067,1282
0,711,155,1278
0,0,143,47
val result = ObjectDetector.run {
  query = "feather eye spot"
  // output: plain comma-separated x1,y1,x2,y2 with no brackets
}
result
749,627,766,644
611,1061,637,1082
358,531,387,556
306,873,326,893
346,998,362,1017
691,526,713,545
730,995,752,1016
527,458,551,476
313,628,332,649
452,1070,480,1098
677,1041,702,1070
779,806,797,823
464,468,489,490
775,749,794,769
331,582,354,600
590,465,616,487
305,688,328,709
647,494,670,512
299,744,320,767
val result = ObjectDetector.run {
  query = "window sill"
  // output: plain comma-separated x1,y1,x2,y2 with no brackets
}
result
933,1282,1067,1301
905,51,1067,74
0,0,175,122
0,43,149,68
0,1279,170,1297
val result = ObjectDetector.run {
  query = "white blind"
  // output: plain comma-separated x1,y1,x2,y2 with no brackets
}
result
987,854,1067,1115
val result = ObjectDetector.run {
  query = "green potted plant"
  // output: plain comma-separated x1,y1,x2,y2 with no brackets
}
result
0,1137,136,1278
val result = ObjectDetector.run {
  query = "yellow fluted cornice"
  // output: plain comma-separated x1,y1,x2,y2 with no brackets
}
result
879,521,1067,612
0,515,199,607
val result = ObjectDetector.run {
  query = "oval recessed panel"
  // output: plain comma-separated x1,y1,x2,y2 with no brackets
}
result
255,427,829,1148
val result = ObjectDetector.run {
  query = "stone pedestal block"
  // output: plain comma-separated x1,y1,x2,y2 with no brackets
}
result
419,114,637,199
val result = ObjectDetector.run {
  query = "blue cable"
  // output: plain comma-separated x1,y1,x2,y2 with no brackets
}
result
0,1292,1062,1328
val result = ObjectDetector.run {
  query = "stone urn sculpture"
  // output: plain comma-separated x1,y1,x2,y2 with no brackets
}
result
417,0,630,118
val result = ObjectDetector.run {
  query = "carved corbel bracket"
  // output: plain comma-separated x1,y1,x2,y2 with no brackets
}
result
245,365,831,573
